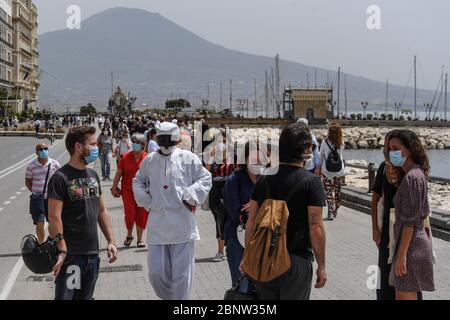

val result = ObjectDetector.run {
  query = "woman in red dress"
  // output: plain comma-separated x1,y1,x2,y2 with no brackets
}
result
111,133,149,248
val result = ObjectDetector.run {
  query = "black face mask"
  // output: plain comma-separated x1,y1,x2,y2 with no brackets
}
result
156,135,177,148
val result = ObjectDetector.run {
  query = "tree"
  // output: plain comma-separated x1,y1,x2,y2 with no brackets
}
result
80,103,97,115
165,99,190,112
0,88,7,100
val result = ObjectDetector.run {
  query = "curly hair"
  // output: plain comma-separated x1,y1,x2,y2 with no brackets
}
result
389,130,430,178
327,122,343,147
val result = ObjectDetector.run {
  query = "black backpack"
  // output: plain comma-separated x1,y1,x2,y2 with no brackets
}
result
325,140,343,172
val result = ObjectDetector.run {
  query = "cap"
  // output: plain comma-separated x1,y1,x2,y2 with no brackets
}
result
156,122,180,140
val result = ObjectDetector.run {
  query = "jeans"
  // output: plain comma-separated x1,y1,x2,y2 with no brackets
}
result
55,254,100,300
225,237,249,292
99,152,111,178
256,255,313,300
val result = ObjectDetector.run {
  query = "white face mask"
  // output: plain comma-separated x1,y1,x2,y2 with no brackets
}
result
160,146,176,155
248,164,263,176
304,158,314,170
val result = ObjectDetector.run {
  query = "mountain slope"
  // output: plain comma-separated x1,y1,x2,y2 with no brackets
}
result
38,7,435,113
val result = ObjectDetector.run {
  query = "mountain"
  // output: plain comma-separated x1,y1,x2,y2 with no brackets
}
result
39,7,436,114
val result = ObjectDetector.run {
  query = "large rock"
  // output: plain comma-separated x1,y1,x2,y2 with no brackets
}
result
357,140,369,149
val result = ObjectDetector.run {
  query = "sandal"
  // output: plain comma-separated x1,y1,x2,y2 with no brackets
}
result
123,236,134,247
137,241,146,248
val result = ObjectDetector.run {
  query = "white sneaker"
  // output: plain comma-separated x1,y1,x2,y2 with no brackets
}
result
211,252,225,262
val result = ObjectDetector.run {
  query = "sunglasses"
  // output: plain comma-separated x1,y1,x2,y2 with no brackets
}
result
38,147,49,152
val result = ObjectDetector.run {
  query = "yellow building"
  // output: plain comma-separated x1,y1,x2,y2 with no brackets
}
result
283,88,332,124
11,0,39,113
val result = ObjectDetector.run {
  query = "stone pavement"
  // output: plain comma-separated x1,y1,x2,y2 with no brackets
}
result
8,160,450,300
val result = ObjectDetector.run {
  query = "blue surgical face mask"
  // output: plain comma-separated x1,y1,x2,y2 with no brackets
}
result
132,143,142,152
83,145,99,164
389,150,406,167
38,150,49,159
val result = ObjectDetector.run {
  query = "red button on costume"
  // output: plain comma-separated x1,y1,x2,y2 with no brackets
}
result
118,151,149,230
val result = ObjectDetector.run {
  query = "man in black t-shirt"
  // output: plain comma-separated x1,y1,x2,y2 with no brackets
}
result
243,123,327,300
47,126,118,300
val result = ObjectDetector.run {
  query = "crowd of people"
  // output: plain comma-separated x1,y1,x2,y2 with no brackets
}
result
22,114,436,301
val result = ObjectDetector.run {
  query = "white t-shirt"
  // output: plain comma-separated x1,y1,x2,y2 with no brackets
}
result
319,140,345,179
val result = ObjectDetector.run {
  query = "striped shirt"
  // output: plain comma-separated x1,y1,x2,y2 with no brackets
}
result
25,158,61,198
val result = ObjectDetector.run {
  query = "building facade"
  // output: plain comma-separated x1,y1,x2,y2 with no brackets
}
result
0,0,13,96
11,0,38,113
283,88,333,124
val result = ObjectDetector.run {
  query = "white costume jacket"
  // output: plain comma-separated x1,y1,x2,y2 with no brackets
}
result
133,148,212,245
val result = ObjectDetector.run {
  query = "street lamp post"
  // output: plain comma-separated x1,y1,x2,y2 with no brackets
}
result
329,100,336,119
394,102,402,120
361,101,368,119
423,103,432,121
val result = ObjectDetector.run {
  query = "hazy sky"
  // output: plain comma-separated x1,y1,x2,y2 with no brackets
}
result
34,0,450,91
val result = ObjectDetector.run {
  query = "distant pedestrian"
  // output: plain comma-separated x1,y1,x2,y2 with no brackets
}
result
25,143,61,244
34,119,41,138
2,117,8,129
318,123,345,220
112,133,148,248
97,128,114,180
297,118,321,175
205,129,234,262
387,130,435,300
178,121,192,151
47,126,118,300
145,128,159,153
133,122,212,300
242,123,327,300
115,132,131,164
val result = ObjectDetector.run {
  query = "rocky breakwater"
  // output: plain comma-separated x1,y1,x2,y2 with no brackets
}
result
227,127,450,150
314,127,450,150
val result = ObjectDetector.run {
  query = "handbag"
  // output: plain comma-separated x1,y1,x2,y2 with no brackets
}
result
224,276,258,300
29,164,52,215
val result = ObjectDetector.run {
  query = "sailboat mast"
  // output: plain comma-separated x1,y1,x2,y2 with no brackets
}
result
386,79,389,115
445,73,448,121
254,78,257,118
344,75,348,116
315,69,317,89
414,55,417,119
219,82,223,108
337,67,341,118
229,79,233,114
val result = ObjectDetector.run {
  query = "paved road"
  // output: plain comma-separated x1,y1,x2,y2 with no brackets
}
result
0,137,69,299
1,138,449,300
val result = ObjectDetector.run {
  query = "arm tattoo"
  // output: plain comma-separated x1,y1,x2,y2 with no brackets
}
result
309,213,318,226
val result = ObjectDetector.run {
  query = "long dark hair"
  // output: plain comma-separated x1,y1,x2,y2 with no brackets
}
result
389,130,430,178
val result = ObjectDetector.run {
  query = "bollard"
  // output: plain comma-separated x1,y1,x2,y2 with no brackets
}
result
368,163,376,193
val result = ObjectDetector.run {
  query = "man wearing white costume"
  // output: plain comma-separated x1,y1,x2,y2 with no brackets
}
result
133,122,212,300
